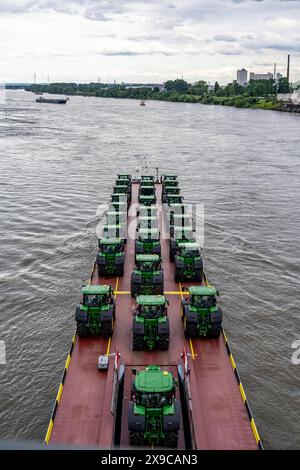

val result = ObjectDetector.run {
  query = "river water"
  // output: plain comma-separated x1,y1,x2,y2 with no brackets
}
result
0,90,299,449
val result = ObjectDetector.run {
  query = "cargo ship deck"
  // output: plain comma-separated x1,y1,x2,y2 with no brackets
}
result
47,182,261,450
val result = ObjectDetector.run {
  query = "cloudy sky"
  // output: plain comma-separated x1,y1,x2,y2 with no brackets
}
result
1,0,300,84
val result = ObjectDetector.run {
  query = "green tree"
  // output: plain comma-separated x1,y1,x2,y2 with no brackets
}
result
214,81,220,93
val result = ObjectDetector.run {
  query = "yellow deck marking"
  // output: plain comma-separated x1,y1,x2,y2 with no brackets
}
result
189,339,196,360
250,418,260,444
163,291,183,295
178,282,183,298
239,383,247,403
114,290,130,295
65,354,71,370
222,329,228,343
56,383,63,404
45,419,54,445
106,337,111,356
72,334,76,344
229,353,237,370
114,277,119,299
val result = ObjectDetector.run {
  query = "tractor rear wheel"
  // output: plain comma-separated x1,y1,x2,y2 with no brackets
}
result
101,320,113,338
129,431,144,446
174,268,183,282
115,264,124,276
170,249,175,262
207,323,221,339
97,265,106,277
194,269,203,282
132,334,144,351
163,431,178,448
185,321,198,339
131,282,141,297
154,283,164,295
76,322,89,338
157,334,169,351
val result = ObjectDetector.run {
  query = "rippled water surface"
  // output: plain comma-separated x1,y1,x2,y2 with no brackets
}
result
0,90,299,449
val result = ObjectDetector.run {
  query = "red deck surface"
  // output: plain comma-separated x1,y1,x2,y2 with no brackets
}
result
50,182,258,450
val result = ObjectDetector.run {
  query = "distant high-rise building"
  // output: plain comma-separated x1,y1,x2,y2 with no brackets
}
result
237,68,248,86
249,72,273,81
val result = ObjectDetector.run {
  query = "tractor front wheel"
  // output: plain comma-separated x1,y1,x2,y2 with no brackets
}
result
97,265,106,277
115,264,124,276
129,431,144,446
132,334,144,351
163,431,178,448
207,323,221,339
174,268,183,282
76,322,89,338
157,334,169,351
194,269,203,282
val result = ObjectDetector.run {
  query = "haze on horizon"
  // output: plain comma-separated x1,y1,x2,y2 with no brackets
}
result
1,0,300,85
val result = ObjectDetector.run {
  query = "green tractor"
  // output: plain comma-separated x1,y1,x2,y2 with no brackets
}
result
139,184,155,196
97,238,125,276
75,284,115,338
161,174,178,185
137,216,158,230
113,184,131,202
131,254,164,296
141,175,155,183
111,193,129,207
170,226,195,261
174,242,203,282
132,295,170,351
138,193,156,206
181,285,222,339
135,227,161,256
128,365,180,447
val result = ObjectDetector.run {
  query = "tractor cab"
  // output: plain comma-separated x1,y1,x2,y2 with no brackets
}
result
137,227,160,240
139,184,155,196
81,284,114,307
139,193,157,206
117,173,132,184
98,238,124,253
113,184,130,195
135,254,161,272
141,175,155,182
135,295,168,319
166,194,183,205
177,242,201,258
135,228,161,256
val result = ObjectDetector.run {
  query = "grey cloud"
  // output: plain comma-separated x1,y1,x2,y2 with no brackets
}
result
213,34,238,42
98,50,175,56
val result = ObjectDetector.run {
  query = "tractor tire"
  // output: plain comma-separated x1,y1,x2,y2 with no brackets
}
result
129,431,144,446
76,322,89,338
174,268,183,282
97,265,106,277
157,334,169,351
101,320,114,338
207,323,222,339
154,283,164,295
194,269,203,282
132,334,145,351
184,321,198,339
170,248,175,262
131,282,141,298
115,264,124,276
163,431,178,448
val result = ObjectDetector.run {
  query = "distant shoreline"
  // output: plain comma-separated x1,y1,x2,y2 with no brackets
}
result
23,84,298,113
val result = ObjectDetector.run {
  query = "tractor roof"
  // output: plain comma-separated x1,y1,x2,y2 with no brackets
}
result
135,365,173,393
136,295,166,306
117,173,131,178
99,238,123,245
138,205,157,211
172,213,191,219
174,226,193,235
81,284,111,295
103,224,125,229
163,174,178,179
169,203,187,209
140,194,155,199
110,201,127,207
178,242,200,249
106,211,126,216
141,175,154,179
138,215,157,221
188,286,218,296
136,254,160,262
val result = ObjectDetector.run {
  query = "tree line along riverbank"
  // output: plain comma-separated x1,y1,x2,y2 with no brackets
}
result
25,77,294,111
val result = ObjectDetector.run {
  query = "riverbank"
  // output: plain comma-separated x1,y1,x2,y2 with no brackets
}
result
25,83,280,111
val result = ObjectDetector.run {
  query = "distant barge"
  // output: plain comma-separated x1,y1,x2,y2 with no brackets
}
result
36,96,67,104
